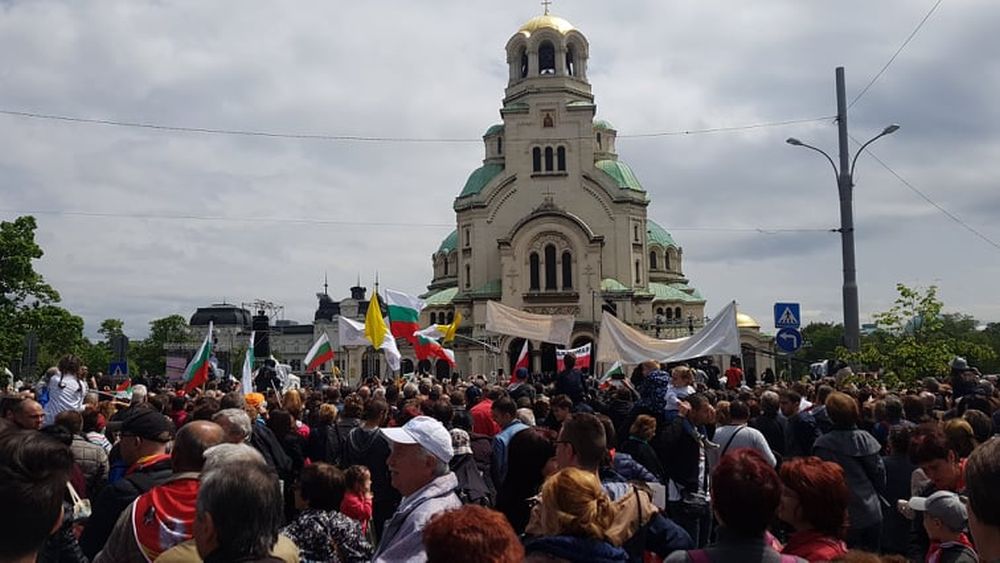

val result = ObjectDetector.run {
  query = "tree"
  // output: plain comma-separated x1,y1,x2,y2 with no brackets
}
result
844,284,995,385
794,322,846,375
98,318,125,342
132,315,190,375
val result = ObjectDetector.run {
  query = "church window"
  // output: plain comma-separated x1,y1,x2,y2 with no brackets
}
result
532,147,542,172
443,258,448,276
561,251,572,289
566,46,576,76
539,41,556,75
447,312,454,324
557,146,566,171
664,253,671,271
635,260,641,284
464,228,471,247
666,308,673,320
544,244,557,290
465,264,471,288
519,49,528,78
529,252,540,290
430,312,437,324
543,113,554,128
675,307,682,319
656,307,664,316
497,136,503,155
544,147,554,172
597,133,602,150
634,224,639,242
650,251,657,270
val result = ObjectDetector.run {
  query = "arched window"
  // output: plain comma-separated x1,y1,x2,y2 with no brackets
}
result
635,260,641,284
557,146,566,171
447,312,454,324
634,225,639,242
465,264,471,288
566,46,576,76
539,41,555,75
443,258,448,276
544,147,554,172
561,251,572,289
532,147,542,172
596,133,602,150
430,312,437,325
497,136,503,155
519,49,528,78
674,307,682,319
544,244,557,290
649,251,658,270
664,252,671,271
529,252,540,290
666,308,673,320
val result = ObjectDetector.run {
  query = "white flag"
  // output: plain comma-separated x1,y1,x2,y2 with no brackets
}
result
241,331,255,392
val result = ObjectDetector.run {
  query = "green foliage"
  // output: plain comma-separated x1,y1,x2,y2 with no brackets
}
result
843,283,996,384
131,315,190,375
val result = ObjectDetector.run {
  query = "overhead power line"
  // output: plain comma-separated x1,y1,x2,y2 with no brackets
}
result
849,0,945,109
0,208,835,235
0,108,832,144
850,136,1000,252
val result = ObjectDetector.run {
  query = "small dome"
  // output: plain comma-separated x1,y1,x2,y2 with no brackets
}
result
518,14,575,35
484,124,504,136
646,220,677,247
736,313,761,329
593,119,616,131
438,229,458,254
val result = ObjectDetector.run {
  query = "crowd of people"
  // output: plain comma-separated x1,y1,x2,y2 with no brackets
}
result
2,351,1000,563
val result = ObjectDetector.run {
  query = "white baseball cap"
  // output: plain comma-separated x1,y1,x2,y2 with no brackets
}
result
381,416,454,464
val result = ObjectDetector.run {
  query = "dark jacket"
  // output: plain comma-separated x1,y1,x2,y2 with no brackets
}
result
813,428,886,530
656,417,702,494
619,437,665,481
554,368,586,404
612,451,658,483
525,535,629,563
785,411,819,458
751,413,786,458
79,454,173,558
249,423,293,480
450,452,494,506
343,425,399,539
881,453,917,555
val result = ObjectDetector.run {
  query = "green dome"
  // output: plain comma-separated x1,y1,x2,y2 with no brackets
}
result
601,278,628,292
649,282,704,303
593,119,616,131
647,221,677,248
595,160,644,192
425,287,459,305
484,124,504,136
457,163,504,198
437,229,458,254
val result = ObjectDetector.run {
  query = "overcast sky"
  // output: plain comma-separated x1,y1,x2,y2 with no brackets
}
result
1,0,998,339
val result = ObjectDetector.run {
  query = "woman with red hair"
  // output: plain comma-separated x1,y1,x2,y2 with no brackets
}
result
778,457,850,562
423,505,524,563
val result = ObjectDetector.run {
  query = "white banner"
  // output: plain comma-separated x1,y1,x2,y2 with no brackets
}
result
485,300,575,346
338,317,370,347
597,301,742,364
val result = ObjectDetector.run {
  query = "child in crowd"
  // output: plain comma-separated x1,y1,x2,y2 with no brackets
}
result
663,366,696,421
909,490,978,563
341,465,373,535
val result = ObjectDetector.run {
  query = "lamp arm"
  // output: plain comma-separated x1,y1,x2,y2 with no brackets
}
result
850,132,889,180
796,142,840,184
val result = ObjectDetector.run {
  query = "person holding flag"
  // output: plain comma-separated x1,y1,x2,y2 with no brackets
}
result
181,322,213,394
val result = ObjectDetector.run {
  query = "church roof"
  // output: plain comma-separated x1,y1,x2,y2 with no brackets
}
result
484,124,504,136
425,287,459,306
737,313,761,329
646,220,677,248
458,163,505,198
437,229,458,254
601,278,629,292
595,160,644,192
518,14,575,35
190,304,251,327
593,119,616,131
649,282,705,303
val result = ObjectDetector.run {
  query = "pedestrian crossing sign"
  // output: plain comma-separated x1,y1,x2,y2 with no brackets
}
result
774,302,801,329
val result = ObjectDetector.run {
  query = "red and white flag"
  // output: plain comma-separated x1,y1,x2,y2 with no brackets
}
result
556,342,591,372
511,340,529,383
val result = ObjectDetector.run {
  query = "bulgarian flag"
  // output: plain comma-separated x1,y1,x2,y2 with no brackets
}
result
511,340,529,383
414,312,462,344
241,331,255,392
599,361,625,389
415,334,456,368
304,333,334,373
114,378,133,400
182,322,213,393
385,289,424,344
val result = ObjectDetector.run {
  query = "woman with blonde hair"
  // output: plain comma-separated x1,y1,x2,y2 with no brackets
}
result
525,467,627,562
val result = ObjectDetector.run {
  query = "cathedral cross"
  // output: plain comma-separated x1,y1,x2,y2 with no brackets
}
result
541,0,552,15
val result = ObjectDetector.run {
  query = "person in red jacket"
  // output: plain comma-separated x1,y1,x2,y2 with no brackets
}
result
341,465,373,534
469,387,501,437
778,456,850,562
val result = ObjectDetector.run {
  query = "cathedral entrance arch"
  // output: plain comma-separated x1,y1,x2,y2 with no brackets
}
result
540,342,557,374
417,359,433,375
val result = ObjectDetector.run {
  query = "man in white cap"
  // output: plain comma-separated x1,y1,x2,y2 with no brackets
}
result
373,415,461,562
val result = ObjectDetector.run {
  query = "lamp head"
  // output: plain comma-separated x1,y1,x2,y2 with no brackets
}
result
882,124,900,135
786,137,803,146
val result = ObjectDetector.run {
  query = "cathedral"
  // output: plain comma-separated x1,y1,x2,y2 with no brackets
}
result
419,11,708,377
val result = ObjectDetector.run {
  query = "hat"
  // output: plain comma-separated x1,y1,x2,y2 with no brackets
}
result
515,367,529,380
120,409,175,442
450,428,472,456
465,385,483,404
909,491,968,532
951,356,969,371
381,415,454,463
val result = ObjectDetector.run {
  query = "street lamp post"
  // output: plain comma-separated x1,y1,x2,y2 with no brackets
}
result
786,66,899,353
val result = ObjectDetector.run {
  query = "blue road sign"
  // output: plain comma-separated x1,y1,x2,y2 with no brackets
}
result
774,302,801,328
108,361,128,377
776,327,803,353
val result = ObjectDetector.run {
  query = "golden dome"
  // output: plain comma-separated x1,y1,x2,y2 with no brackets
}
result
518,14,575,35
736,313,761,329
